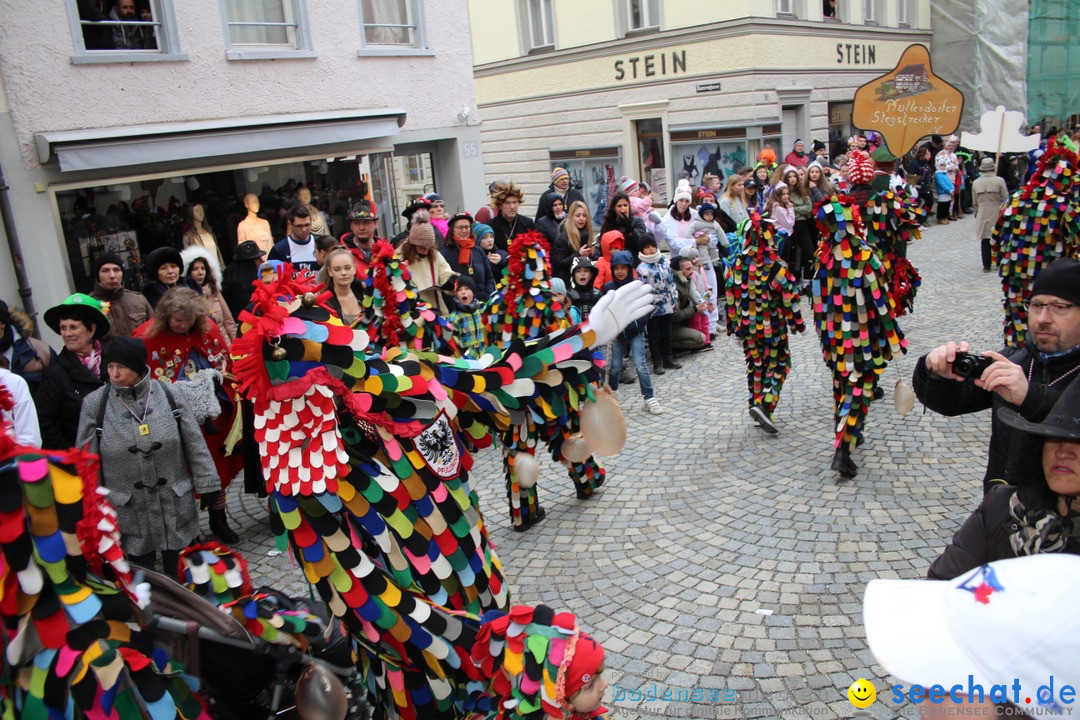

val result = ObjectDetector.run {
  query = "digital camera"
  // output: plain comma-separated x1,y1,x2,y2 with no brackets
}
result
951,351,993,380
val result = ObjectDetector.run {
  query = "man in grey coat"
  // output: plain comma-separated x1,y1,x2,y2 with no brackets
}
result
77,337,220,576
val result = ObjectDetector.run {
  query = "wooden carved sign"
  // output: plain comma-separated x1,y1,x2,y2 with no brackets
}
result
852,44,964,157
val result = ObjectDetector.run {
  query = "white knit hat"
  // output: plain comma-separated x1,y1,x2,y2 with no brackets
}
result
673,180,693,204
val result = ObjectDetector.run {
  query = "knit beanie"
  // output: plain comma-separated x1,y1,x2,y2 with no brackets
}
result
1031,258,1080,306
812,139,827,152
549,277,567,296
846,150,875,185
550,167,570,185
473,222,495,242
618,176,639,194
454,275,476,293
103,336,147,375
94,252,125,279
407,209,437,249
673,180,693,204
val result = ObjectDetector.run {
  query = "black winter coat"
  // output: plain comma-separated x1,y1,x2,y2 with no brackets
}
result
36,349,107,450
488,212,534,252
600,215,651,256
913,343,1080,491
535,185,586,221
551,228,598,284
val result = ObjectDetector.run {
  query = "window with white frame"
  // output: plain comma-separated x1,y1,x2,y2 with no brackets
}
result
527,0,554,50
221,0,313,57
776,0,795,15
359,0,425,48
898,0,910,25
66,0,185,62
627,0,659,30
863,0,876,22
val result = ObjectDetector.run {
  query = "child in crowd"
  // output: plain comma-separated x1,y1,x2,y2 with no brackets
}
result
593,229,629,289
549,277,577,324
568,256,601,323
603,250,661,415
447,276,487,359
764,184,796,235
688,201,723,333
682,247,713,344
634,236,680,376
933,155,956,225
474,222,508,279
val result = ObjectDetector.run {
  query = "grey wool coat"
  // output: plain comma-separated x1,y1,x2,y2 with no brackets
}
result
77,374,219,557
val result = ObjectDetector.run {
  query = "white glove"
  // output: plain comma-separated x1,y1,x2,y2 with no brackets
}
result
583,280,654,347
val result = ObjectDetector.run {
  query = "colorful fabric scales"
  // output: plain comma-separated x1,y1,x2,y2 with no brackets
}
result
862,187,926,317
0,433,207,720
811,195,907,451
725,213,806,417
991,137,1080,347
483,231,606,526
231,264,611,718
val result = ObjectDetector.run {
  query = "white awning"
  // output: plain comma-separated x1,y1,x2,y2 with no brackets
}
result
36,108,407,173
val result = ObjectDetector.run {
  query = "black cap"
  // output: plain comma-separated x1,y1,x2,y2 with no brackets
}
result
103,336,147,375
1030,258,1080,307
233,241,265,261
454,275,476,292
94,252,124,278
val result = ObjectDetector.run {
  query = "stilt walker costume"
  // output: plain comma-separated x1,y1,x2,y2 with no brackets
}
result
811,196,907,479
0,388,209,719
230,266,653,717
991,136,1080,347
484,232,606,530
724,213,805,435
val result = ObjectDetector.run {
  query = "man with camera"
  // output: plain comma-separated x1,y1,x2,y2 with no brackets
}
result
913,258,1080,492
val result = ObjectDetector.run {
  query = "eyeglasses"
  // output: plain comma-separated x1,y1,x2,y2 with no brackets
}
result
1023,300,1077,316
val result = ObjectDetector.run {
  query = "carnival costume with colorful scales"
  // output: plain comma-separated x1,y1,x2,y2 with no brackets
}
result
230,266,652,718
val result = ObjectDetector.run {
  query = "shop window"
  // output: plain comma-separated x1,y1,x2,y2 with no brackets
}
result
358,0,428,53
550,150,622,225
54,154,392,293
220,0,315,59
627,0,659,30
390,150,437,231
66,0,186,63
635,118,666,202
521,0,554,52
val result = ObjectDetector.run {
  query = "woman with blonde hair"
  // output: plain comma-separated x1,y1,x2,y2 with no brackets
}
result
552,200,596,283
319,247,365,327
716,174,749,232
133,286,241,544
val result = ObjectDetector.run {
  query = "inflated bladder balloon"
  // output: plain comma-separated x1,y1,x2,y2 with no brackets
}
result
562,434,592,464
580,388,626,456
295,663,348,720
513,452,539,488
894,379,915,415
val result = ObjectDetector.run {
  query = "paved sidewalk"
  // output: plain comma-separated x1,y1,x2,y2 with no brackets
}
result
214,214,1003,719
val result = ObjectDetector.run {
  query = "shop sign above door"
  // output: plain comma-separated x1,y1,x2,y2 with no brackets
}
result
614,50,687,81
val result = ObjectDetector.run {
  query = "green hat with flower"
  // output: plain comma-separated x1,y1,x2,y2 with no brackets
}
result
44,293,110,338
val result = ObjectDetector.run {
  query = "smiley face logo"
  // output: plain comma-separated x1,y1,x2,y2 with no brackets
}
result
847,678,876,708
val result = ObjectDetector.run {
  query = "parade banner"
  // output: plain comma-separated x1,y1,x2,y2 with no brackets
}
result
852,44,964,157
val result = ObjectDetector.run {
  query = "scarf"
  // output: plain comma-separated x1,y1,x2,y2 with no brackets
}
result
75,339,103,377
638,251,662,264
456,236,476,266
1008,491,1080,556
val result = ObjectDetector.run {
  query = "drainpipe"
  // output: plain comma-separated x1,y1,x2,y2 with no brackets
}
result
0,160,38,338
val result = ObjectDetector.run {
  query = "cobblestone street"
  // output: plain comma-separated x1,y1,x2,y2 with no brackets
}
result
219,214,1004,720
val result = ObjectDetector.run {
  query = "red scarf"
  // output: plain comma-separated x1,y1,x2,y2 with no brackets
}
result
456,236,476,266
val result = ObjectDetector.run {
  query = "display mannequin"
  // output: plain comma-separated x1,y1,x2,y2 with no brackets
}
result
236,193,273,255
295,186,329,236
182,204,225,267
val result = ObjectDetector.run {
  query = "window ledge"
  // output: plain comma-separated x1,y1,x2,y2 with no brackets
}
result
225,48,317,60
71,52,188,64
822,15,840,22
526,44,555,56
356,46,435,57
624,26,660,38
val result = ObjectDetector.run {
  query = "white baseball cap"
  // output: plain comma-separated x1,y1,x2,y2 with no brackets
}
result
864,555,1080,709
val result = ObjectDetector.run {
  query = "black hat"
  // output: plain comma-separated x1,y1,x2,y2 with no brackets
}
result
348,202,378,221
93,252,124,278
998,381,1080,441
448,211,473,228
745,179,758,190
145,246,184,279
103,336,147,375
639,235,658,250
401,197,432,220
454,275,476,292
812,139,827,152
1030,258,1080,307
233,241,265,262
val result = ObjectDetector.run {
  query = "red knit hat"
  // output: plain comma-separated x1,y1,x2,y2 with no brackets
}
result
846,150,875,185
561,632,605,702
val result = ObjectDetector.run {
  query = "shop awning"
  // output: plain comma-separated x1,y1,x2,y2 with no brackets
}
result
35,108,407,173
